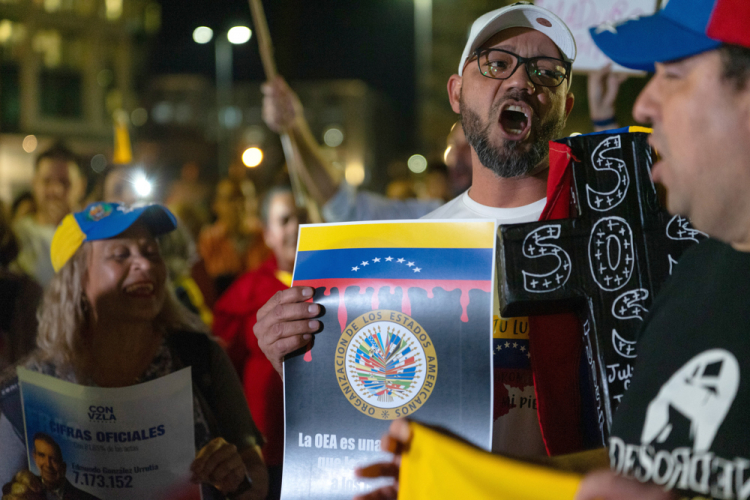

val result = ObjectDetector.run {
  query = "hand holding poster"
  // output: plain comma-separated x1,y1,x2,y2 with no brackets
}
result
282,220,496,499
14,367,197,499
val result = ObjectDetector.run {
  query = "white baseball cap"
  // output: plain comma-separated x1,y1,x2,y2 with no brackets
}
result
458,2,576,76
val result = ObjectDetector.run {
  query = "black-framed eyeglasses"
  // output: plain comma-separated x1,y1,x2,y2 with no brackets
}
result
475,48,571,88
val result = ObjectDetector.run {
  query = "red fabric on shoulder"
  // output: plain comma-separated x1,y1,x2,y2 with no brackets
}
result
212,256,288,466
529,141,585,456
542,142,576,221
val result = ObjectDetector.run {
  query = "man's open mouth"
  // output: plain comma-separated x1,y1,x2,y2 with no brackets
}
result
499,102,532,141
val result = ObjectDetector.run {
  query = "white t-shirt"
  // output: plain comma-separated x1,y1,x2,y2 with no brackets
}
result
424,190,548,457
323,181,442,223
423,189,547,224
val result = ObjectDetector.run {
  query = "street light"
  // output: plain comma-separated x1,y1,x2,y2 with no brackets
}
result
408,154,427,174
242,147,263,168
194,24,252,176
192,26,213,44
227,26,252,45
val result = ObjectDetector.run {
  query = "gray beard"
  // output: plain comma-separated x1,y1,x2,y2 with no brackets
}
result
461,96,566,179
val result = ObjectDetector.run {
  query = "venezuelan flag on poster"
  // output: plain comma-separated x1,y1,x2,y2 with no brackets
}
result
292,220,496,330
283,220,496,498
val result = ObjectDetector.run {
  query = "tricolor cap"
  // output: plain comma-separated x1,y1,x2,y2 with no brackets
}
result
458,2,576,76
51,202,177,272
590,0,750,72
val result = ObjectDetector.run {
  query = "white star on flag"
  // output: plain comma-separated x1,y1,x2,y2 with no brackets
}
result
505,342,510,348
513,342,518,348
595,21,618,34
349,255,424,273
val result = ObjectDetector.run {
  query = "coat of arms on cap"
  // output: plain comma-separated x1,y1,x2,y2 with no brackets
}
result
537,18,552,27
86,203,113,221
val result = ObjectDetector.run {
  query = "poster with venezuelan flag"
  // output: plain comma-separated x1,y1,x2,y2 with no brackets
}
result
281,220,496,499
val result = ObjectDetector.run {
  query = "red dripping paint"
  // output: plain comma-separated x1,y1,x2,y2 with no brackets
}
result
294,278,491,327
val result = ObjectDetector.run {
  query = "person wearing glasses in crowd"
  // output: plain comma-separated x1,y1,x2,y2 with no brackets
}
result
252,1,576,459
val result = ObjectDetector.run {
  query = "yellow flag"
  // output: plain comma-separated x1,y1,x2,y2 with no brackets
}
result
399,423,582,500
113,111,133,165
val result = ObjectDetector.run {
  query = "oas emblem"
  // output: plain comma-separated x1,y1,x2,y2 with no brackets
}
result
335,310,437,420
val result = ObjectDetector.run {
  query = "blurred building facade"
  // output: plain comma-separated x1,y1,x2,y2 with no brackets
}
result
0,0,159,203
140,75,398,193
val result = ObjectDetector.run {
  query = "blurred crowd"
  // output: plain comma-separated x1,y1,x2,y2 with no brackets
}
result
0,76,478,499
0,42,625,497
0,109,471,364
4,0,748,496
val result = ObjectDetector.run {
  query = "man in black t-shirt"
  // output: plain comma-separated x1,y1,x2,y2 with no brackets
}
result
603,239,750,498
585,0,750,497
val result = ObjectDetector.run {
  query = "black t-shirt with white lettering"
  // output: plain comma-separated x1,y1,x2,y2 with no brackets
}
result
609,238,750,499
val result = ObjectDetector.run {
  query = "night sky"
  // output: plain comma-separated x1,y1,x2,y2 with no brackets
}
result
149,0,417,141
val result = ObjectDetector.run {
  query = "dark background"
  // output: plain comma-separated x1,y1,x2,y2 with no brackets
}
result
149,0,418,149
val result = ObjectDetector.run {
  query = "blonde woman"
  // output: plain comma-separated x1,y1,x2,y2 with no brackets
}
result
0,202,267,500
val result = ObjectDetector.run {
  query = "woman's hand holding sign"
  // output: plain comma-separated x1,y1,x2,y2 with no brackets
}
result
1,471,45,500
191,438,267,500
191,438,246,494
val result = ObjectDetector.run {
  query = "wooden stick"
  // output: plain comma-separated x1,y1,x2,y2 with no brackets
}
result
280,135,310,211
247,0,321,222
248,0,277,80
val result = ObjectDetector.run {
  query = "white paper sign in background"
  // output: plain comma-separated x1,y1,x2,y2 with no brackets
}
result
536,0,659,72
